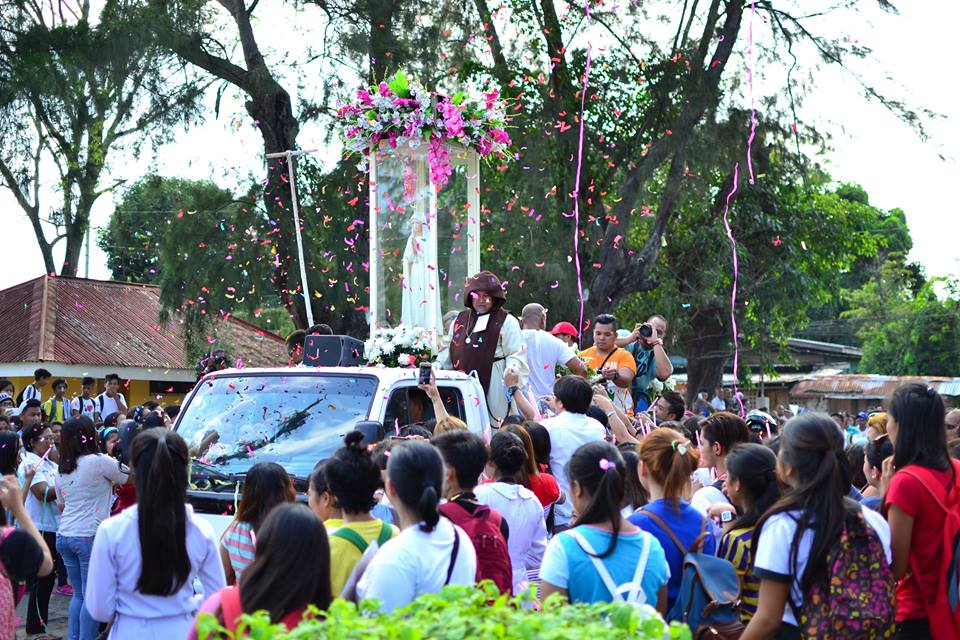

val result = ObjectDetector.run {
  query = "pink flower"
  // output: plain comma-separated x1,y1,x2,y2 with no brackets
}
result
357,89,373,106
484,88,500,110
428,138,453,188
378,82,392,96
490,128,510,145
478,136,495,156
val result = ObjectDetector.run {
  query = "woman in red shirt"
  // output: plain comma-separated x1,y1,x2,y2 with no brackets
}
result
884,383,959,640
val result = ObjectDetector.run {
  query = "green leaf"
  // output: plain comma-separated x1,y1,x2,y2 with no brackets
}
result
451,91,465,105
388,70,411,98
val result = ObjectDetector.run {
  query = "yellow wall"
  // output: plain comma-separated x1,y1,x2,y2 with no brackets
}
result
6,375,187,413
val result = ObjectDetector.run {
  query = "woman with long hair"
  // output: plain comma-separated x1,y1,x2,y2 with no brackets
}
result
540,441,669,611
883,384,958,640
476,431,548,595
356,440,476,613
630,428,717,612
741,414,893,639
191,503,331,637
220,462,295,585
86,429,225,639
56,417,128,640
714,443,780,624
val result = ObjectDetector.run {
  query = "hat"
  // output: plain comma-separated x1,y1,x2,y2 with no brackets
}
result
0,392,11,405
857,411,868,420
463,271,506,310
550,321,578,338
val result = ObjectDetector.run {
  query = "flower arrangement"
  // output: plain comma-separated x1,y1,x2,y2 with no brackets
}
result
364,325,434,368
338,70,513,188
648,376,677,400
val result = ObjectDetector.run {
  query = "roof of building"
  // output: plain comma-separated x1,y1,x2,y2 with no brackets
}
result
0,275,288,370
790,374,959,399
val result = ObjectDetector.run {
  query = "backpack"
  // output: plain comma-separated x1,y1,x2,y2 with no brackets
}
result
899,462,960,639
440,501,513,595
330,521,394,554
794,508,895,640
219,585,306,633
567,529,652,606
638,510,744,640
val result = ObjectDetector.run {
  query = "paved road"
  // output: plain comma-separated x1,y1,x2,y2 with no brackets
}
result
15,588,69,639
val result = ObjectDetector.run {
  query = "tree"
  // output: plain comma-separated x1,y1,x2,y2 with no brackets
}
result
99,175,245,283
0,1,202,275
844,263,960,376
618,119,892,401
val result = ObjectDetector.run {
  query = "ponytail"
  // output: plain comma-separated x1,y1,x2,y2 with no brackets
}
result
418,485,440,532
638,428,699,512
386,440,444,533
130,428,190,596
568,441,628,558
725,443,780,530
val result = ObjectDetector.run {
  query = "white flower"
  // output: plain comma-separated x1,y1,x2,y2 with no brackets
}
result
398,354,412,366
648,379,664,393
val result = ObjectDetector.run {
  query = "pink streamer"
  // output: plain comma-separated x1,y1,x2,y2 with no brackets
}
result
722,1,757,418
571,3,592,346
746,1,758,184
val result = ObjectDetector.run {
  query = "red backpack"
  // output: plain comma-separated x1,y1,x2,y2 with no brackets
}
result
439,501,513,595
219,585,308,634
899,461,960,640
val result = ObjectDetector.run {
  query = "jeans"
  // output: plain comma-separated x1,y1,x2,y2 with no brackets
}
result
26,530,58,635
57,534,99,640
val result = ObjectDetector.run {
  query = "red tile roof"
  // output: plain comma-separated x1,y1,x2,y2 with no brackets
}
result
0,276,288,369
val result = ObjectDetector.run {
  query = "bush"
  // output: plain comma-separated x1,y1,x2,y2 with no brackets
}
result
195,582,692,639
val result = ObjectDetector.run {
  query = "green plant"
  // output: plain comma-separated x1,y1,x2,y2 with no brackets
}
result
195,582,691,640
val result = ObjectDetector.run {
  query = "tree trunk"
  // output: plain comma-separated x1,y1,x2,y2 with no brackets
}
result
367,0,399,81
682,309,729,405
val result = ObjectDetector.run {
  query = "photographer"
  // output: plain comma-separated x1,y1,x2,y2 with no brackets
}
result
615,315,673,412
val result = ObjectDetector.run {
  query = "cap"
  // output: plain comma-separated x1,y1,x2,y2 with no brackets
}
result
521,303,547,319
857,412,868,420
0,392,11,405
550,321,578,338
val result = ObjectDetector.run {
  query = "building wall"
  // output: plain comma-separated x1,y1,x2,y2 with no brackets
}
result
4,374,187,413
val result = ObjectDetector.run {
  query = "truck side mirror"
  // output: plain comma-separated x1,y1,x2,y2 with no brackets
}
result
354,420,385,446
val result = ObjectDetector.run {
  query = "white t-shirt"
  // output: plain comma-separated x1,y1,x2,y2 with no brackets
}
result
17,452,60,532
753,506,892,626
72,396,98,420
540,412,606,525
474,482,548,594
710,396,726,411
521,330,576,398
56,454,129,537
357,518,477,613
95,392,126,419
690,485,729,516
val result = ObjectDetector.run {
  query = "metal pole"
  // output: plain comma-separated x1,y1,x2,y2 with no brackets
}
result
266,149,317,328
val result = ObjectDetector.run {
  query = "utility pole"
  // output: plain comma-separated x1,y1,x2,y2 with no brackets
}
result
85,225,91,278
265,149,317,328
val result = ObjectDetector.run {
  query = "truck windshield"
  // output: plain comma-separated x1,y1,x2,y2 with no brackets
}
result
176,373,377,481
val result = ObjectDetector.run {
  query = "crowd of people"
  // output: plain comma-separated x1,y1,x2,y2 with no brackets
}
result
2,287,960,640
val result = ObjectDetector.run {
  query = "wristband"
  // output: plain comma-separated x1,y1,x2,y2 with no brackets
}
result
605,410,616,418
508,385,520,396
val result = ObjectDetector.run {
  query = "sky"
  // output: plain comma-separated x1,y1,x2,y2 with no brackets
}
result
1,0,958,292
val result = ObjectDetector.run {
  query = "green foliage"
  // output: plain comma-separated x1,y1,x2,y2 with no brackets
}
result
195,583,691,640
844,262,960,376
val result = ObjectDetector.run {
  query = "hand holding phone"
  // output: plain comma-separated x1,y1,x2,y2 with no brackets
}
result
418,363,433,386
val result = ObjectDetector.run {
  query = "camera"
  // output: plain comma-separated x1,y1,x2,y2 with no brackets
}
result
638,324,653,338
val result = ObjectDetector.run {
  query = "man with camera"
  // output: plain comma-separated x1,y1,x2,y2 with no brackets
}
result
615,314,673,412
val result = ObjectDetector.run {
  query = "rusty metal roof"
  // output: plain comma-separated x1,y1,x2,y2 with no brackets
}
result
0,276,287,369
791,374,957,400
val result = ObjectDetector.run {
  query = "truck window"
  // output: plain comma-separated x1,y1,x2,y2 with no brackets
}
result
383,385,466,430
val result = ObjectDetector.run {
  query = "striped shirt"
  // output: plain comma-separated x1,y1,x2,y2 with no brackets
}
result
717,526,759,622
221,520,256,579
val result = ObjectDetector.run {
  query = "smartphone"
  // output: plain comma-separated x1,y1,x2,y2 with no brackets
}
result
418,363,432,385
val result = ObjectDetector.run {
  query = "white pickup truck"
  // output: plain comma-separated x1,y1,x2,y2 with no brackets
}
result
173,365,490,532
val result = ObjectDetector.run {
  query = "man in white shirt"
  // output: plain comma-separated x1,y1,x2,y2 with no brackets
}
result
95,373,128,420
710,388,726,412
539,376,606,530
72,376,99,421
520,303,588,398
18,367,51,409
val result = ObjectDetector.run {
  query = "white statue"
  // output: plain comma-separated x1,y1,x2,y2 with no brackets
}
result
401,208,433,328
